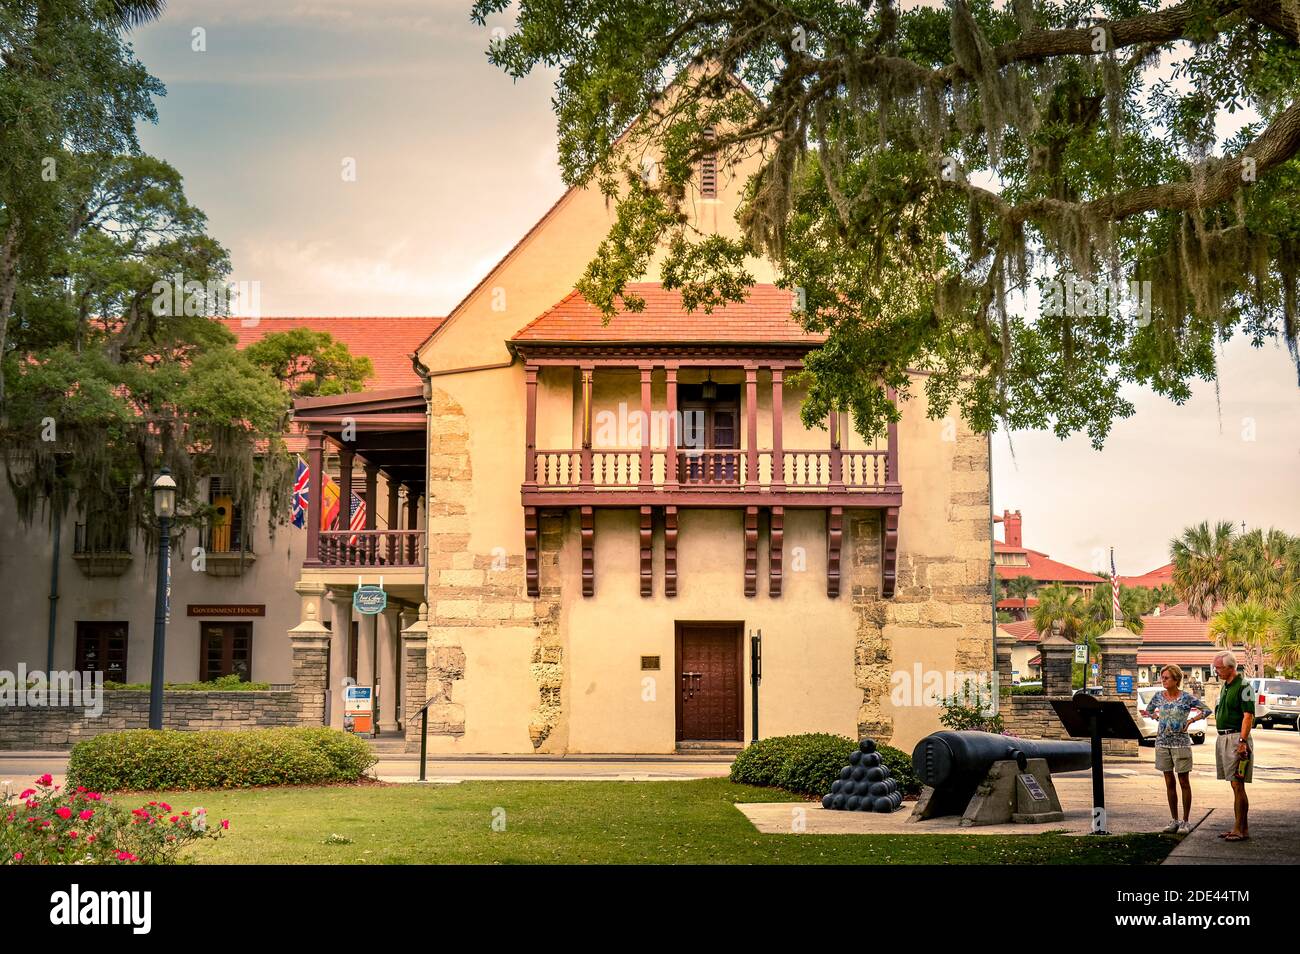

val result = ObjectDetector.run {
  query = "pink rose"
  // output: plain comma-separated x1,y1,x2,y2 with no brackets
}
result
54,806,72,820
18,789,34,799
36,774,52,786
159,802,171,812
79,809,93,821
12,852,22,861
220,819,230,830
68,830,78,839
86,793,102,801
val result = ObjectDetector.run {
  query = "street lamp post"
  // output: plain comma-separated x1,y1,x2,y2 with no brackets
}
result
148,468,177,730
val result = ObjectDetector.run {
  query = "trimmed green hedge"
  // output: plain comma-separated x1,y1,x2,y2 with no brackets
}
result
1009,684,1045,696
104,675,272,691
66,728,376,791
730,734,922,797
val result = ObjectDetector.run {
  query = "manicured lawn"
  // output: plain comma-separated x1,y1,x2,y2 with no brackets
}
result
149,778,1176,865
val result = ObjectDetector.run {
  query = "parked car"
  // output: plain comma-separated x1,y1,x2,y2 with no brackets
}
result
1134,686,1207,745
1074,686,1104,697
1247,678,1300,730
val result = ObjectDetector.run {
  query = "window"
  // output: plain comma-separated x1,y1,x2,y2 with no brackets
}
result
199,622,252,681
700,126,718,198
76,622,128,681
678,382,741,483
207,476,244,553
74,489,133,554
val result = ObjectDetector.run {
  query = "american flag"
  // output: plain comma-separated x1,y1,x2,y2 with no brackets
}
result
347,491,366,546
1110,548,1121,627
291,456,310,528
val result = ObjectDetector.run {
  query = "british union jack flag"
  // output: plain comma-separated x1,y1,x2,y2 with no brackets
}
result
291,456,310,528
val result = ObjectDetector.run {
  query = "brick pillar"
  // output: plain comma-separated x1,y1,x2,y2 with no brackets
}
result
288,581,331,726
1099,625,1143,756
1039,626,1075,697
995,627,1017,691
401,604,428,753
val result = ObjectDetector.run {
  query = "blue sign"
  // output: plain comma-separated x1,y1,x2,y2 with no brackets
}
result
1116,674,1134,694
353,585,387,616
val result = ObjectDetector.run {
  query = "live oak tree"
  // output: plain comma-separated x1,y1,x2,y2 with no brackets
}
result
474,0,1300,445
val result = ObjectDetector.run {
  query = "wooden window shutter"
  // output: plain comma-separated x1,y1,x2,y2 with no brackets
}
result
700,126,718,198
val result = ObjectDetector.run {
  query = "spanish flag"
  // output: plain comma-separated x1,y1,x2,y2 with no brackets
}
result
320,472,341,531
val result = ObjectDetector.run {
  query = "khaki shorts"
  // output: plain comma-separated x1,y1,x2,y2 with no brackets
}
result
1155,745,1193,773
1215,731,1254,782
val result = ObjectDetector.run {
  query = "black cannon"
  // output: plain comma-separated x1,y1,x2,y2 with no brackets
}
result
911,731,1092,818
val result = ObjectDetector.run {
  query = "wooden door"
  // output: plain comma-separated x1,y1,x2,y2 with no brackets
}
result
679,399,741,484
676,622,743,741
75,621,128,682
200,622,253,681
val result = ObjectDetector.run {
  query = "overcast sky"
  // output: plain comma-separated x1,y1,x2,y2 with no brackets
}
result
129,0,1300,575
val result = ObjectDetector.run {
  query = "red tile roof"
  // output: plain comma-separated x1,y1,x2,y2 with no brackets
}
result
997,620,1039,642
1137,616,1213,644
1118,562,1175,589
511,284,821,344
222,317,444,390
996,546,1105,585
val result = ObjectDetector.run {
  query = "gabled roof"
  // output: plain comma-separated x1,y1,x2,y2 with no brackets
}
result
511,283,819,345
223,317,444,390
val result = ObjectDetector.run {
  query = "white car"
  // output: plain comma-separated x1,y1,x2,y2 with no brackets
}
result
1134,686,1208,745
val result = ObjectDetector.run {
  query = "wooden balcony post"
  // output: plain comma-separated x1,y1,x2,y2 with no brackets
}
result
828,409,844,490
306,429,324,565
639,363,653,491
363,462,378,564
665,365,679,491
405,483,419,565
886,385,900,488
770,366,785,491
524,363,539,490
337,445,354,564
386,472,399,565
579,365,594,490
744,364,759,490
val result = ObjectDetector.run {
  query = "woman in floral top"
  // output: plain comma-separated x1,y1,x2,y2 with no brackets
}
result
1143,664,1211,834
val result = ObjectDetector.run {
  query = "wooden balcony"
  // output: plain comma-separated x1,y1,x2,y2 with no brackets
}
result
524,446,899,508
314,529,424,568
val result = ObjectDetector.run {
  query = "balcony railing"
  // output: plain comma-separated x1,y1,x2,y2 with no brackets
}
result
528,447,894,494
74,521,132,555
315,528,423,568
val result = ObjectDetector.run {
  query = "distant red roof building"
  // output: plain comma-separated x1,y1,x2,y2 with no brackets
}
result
993,510,1104,594
511,284,818,344
1117,562,1175,590
222,317,444,390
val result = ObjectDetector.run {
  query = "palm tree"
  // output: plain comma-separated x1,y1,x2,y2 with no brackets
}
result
1208,602,1277,677
1227,528,1298,610
1004,576,1037,620
1170,521,1237,620
1151,583,1179,610
1271,595,1300,676
1031,584,1089,641
107,0,167,29
1087,583,1146,635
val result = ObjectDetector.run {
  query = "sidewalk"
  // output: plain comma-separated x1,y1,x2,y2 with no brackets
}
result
1163,799,1300,865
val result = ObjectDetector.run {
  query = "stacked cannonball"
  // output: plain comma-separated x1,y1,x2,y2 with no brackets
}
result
821,739,904,813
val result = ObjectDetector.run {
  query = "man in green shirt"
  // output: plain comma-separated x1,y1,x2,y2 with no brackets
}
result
1212,651,1255,842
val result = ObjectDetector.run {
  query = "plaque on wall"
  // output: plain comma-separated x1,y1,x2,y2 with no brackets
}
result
187,604,266,618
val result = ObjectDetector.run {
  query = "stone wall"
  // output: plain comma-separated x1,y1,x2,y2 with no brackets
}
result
1002,694,1138,757
0,690,308,750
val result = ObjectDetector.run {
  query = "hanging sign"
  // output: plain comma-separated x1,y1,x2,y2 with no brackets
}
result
353,585,387,616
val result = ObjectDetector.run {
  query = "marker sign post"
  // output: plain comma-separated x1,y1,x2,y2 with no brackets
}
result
344,685,374,735
1074,644,1088,664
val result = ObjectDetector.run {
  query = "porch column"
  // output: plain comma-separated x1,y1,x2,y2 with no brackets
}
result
828,409,844,490
289,580,331,726
325,587,354,729
639,363,653,491
337,445,354,529
306,430,324,565
363,462,378,563
886,385,900,488
386,472,399,564
524,363,539,489
405,483,420,565
579,365,594,489
357,610,376,694
744,363,759,489
377,605,402,733
770,366,785,491
664,365,679,491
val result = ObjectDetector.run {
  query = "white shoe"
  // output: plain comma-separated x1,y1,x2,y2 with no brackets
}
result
1162,820,1181,833
1178,821,1192,834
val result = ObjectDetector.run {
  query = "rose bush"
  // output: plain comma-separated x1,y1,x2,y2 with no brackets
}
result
0,776,228,865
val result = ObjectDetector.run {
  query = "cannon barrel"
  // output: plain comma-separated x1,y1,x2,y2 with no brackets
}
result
913,731,1091,788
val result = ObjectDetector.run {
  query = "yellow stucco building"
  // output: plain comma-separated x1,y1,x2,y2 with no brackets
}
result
289,116,995,755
